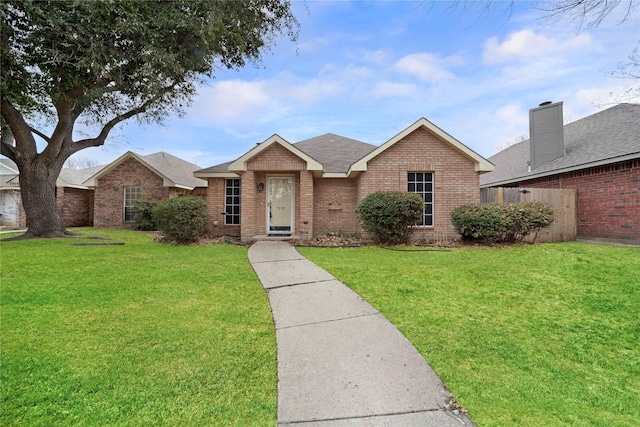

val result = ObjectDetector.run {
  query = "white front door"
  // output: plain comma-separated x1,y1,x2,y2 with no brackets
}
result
267,177,294,235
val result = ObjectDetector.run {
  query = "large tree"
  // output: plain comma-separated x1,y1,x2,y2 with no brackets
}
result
0,0,298,238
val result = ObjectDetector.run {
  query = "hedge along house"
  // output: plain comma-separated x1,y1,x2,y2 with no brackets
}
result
194,117,494,242
481,102,640,245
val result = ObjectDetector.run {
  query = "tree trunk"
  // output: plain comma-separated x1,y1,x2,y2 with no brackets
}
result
18,157,69,238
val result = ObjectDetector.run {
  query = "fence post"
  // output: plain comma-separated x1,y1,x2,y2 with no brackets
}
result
498,187,504,204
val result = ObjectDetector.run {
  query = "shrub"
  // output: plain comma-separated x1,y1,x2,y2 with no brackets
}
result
355,191,424,245
153,195,208,244
451,202,556,243
132,197,160,231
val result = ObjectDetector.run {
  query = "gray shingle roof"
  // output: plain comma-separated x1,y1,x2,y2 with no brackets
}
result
195,160,234,174
481,103,640,187
58,164,105,187
293,133,376,173
141,152,207,188
196,133,376,175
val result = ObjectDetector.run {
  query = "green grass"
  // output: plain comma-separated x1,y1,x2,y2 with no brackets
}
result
298,243,640,427
1,229,275,426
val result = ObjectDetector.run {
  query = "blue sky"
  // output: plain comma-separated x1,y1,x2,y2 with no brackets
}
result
74,0,640,168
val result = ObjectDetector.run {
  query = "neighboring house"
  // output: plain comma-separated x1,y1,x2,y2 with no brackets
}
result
481,102,640,245
81,151,207,227
194,117,494,242
57,165,104,227
11,151,206,229
0,158,21,227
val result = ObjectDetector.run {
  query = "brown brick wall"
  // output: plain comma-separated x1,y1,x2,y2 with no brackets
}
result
205,177,241,237
313,178,359,234
94,158,170,228
358,127,480,240
215,134,484,241
520,159,640,244
57,187,94,227
248,144,306,171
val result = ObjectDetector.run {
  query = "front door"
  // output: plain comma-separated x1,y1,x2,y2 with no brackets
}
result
267,176,294,235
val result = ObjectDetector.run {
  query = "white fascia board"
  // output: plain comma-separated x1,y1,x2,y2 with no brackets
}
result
321,172,349,178
82,151,138,186
228,134,323,172
173,184,194,190
83,151,176,188
350,117,494,173
480,152,640,188
193,172,241,179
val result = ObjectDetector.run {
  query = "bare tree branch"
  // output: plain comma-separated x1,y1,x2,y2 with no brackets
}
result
537,0,639,31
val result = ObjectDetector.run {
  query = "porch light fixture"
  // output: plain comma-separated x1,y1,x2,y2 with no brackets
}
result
257,182,264,191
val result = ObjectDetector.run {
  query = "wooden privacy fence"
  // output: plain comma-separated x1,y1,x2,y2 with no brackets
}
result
480,187,577,243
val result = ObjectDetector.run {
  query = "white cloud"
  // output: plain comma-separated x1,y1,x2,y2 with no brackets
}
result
362,48,393,65
191,80,272,123
371,81,417,98
483,29,592,64
495,103,529,129
394,53,461,85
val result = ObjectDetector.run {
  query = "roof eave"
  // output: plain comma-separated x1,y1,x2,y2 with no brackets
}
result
351,117,492,173
481,152,640,188
193,171,241,179
228,134,323,172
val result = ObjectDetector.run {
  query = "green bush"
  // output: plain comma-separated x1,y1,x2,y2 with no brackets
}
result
355,191,424,245
132,197,160,231
153,195,208,244
451,202,556,243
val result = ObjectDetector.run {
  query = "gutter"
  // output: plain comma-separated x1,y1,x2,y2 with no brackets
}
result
481,152,640,188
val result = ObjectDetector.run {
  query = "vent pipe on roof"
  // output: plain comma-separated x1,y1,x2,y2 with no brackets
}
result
529,101,564,170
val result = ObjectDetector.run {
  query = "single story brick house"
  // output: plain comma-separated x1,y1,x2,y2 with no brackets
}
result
81,151,207,228
194,117,494,242
12,151,207,228
481,102,640,245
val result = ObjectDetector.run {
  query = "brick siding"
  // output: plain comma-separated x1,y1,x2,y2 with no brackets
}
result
358,127,480,241
520,159,640,244
93,158,171,228
217,128,483,241
313,178,359,234
57,187,94,226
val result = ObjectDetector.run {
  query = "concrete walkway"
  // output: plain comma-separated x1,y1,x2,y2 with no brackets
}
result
248,241,475,427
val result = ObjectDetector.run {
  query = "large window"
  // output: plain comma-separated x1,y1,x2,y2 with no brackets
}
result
408,172,433,226
225,179,241,225
124,186,141,222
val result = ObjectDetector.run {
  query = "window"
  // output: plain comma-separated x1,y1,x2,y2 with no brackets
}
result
124,186,141,222
225,179,241,225
408,172,433,226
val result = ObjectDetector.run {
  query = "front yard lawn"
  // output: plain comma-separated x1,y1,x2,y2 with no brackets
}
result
298,243,640,427
1,229,276,426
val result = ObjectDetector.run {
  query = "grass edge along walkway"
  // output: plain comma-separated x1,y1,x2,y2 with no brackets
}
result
1,228,276,426
298,242,640,427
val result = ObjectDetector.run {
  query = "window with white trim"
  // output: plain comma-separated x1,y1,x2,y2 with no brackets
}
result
408,172,433,226
225,179,241,225
124,186,141,222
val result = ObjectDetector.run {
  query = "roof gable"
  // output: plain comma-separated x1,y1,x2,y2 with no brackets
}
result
228,134,323,172
350,117,494,174
83,151,206,189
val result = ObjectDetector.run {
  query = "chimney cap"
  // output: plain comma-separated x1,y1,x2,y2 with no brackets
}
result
539,101,553,106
